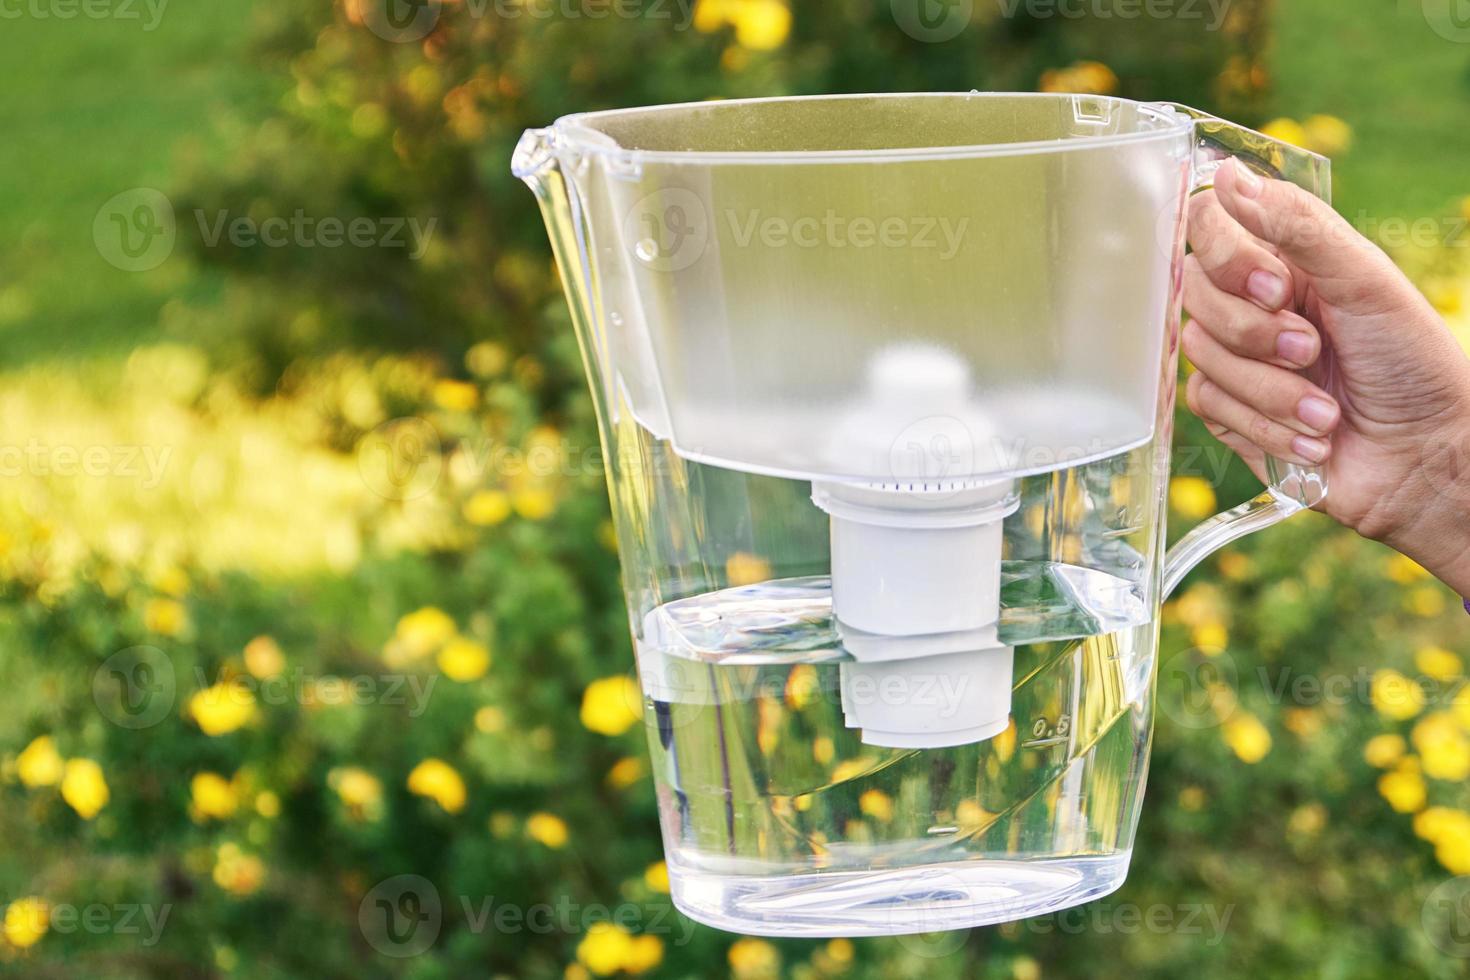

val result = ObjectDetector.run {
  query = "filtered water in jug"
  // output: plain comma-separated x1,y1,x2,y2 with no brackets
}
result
515,93,1329,936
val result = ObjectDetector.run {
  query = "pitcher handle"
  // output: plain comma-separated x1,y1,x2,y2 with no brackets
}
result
1159,104,1332,598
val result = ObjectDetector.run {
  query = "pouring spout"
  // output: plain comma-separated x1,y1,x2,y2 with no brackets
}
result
513,127,559,192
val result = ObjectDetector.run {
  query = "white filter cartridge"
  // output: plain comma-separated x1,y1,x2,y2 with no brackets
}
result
811,345,1022,749
839,646,1014,748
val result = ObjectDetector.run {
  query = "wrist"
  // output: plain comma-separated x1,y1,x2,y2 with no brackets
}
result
1380,406,1470,596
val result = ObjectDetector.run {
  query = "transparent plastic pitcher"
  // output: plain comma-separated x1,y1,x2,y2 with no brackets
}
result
514,93,1329,937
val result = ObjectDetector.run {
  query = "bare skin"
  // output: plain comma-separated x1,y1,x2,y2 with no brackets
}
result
1183,158,1470,596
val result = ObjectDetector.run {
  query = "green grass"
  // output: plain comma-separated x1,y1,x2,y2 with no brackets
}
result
0,4,263,367
1273,0,1470,220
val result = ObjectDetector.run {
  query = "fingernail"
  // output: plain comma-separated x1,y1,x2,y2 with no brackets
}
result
1247,270,1288,310
1297,396,1339,432
1276,331,1316,367
1291,435,1330,463
1233,160,1263,198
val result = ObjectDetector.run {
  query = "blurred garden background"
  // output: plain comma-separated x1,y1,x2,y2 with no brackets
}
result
2,0,1470,976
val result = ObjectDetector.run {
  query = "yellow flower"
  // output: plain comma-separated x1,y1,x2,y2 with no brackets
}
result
1408,585,1447,617
144,597,188,637
438,637,491,682
188,682,257,736
731,0,790,50
1039,60,1119,95
580,676,643,736
463,489,512,527
1302,114,1352,156
576,922,634,977
465,341,509,377
1191,621,1228,652
1363,733,1406,768
1178,786,1207,811
60,758,109,820
1413,806,1470,844
644,861,669,894
526,812,569,849
433,379,479,412
212,843,265,897
1287,802,1326,836
475,706,507,733
4,897,48,950
1415,646,1463,681
1412,712,1470,781
606,756,645,790
784,664,820,710
407,759,467,814
1013,955,1042,980
728,936,780,979
254,791,281,819
696,0,791,50
148,563,190,598
859,789,895,823
394,607,457,659
1378,768,1427,813
1168,477,1216,521
1437,835,1470,875
243,636,286,681
1259,117,1309,148
191,771,239,820
1222,712,1271,764
726,551,772,587
511,487,557,521
329,767,384,819
826,938,855,966
1386,554,1430,583
15,736,63,788
624,934,663,974
1371,669,1425,721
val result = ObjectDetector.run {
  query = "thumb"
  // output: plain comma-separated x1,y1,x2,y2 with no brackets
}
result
1213,159,1398,291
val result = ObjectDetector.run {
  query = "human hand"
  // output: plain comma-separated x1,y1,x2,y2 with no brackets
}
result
1182,158,1470,594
